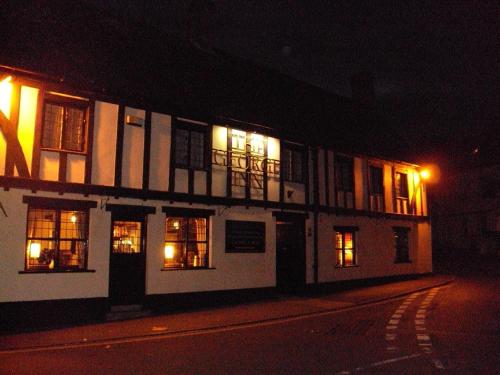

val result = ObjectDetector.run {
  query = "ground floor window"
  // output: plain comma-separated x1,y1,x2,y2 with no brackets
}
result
25,207,89,271
393,227,411,263
164,215,209,269
334,226,358,267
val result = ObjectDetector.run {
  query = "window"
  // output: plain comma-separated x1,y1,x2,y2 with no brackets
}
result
334,226,358,267
25,207,89,271
335,156,354,208
395,172,409,198
395,172,410,214
393,227,410,263
282,146,304,183
174,124,206,169
164,216,209,269
369,165,384,212
42,99,87,152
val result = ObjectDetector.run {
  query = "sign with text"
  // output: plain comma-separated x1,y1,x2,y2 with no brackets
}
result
225,220,266,253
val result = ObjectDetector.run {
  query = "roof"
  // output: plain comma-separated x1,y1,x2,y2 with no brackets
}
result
1,0,410,160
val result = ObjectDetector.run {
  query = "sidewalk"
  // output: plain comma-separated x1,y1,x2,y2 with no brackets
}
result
0,274,454,352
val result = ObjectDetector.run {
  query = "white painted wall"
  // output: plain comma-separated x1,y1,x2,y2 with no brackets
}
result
92,101,118,186
39,151,59,181
174,169,189,193
122,107,145,189
149,113,171,191
194,171,207,195
66,154,86,183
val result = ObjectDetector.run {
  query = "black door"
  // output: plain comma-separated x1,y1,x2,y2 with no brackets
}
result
276,219,306,293
109,214,147,305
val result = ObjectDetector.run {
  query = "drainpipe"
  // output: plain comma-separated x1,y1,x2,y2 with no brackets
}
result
312,145,319,285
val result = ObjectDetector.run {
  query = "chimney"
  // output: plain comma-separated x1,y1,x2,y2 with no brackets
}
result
351,72,376,108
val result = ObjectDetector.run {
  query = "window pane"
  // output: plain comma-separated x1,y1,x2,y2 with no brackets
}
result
337,159,353,192
190,243,207,267
175,129,189,167
166,217,186,241
344,249,354,266
60,211,87,239
27,208,56,239
42,103,64,149
59,240,86,268
293,150,303,182
282,148,292,181
188,218,206,241
26,239,57,270
344,232,353,250
250,134,264,155
396,173,409,198
164,242,184,268
335,232,343,249
370,167,383,194
112,221,141,253
62,107,85,151
231,130,246,151
336,249,343,266
190,131,205,169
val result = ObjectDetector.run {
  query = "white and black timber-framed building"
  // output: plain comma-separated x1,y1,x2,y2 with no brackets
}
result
0,1,431,328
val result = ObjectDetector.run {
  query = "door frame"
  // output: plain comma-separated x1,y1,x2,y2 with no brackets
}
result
106,204,156,304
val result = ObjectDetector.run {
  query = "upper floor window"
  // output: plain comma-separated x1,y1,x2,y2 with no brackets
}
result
282,146,304,183
174,122,206,170
395,172,409,199
335,156,354,208
394,171,410,214
369,165,384,212
42,98,87,152
334,226,358,267
23,196,97,272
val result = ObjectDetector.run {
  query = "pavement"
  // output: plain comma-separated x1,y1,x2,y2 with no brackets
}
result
0,274,454,353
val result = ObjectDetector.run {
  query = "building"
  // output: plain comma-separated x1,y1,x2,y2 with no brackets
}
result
0,1,431,327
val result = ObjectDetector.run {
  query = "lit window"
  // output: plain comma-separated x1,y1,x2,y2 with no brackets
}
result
231,129,246,152
334,227,358,267
394,227,410,263
42,100,87,152
112,221,142,253
25,207,89,271
395,172,409,198
250,133,264,155
164,217,208,269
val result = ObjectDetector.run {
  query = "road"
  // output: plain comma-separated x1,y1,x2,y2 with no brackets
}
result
1,274,498,374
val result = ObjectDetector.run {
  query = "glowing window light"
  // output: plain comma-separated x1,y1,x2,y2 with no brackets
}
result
164,244,175,259
70,214,77,223
250,133,264,155
0,75,13,119
29,242,41,258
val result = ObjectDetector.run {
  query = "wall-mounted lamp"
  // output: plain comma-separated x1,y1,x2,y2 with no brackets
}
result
164,244,174,259
287,190,294,198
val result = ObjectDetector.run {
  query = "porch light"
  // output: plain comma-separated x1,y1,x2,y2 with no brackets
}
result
164,244,175,259
29,242,41,258
419,169,430,180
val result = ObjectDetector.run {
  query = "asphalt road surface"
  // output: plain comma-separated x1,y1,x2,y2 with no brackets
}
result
1,274,498,374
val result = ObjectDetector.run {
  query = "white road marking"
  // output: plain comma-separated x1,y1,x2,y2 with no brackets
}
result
416,313,426,319
416,326,426,331
386,325,398,330
389,319,400,325
392,314,402,318
385,334,396,340
344,353,423,373
415,319,425,325
417,309,426,314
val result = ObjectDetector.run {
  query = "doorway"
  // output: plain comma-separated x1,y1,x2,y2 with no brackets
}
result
276,216,306,293
109,214,147,305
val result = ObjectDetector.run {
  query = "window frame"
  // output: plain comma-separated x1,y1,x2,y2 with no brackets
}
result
41,94,89,154
282,144,305,184
334,226,359,267
395,172,409,199
173,120,208,171
22,196,96,273
393,226,411,263
334,155,355,208
162,207,215,270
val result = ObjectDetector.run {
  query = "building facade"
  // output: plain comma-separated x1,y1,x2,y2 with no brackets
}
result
0,64,431,324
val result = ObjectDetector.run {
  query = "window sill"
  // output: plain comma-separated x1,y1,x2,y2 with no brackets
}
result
335,265,359,269
161,267,216,272
40,147,86,155
19,269,96,274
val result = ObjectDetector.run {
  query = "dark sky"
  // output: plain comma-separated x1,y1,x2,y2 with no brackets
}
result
83,1,500,165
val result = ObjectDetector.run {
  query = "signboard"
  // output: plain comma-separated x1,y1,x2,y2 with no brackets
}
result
225,220,266,253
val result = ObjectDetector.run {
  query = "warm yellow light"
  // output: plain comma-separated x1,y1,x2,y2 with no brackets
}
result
0,75,13,119
70,214,77,223
345,249,353,264
172,220,179,230
420,169,430,180
29,242,41,258
164,244,175,259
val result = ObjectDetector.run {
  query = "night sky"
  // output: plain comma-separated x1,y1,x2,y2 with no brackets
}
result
86,0,498,168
